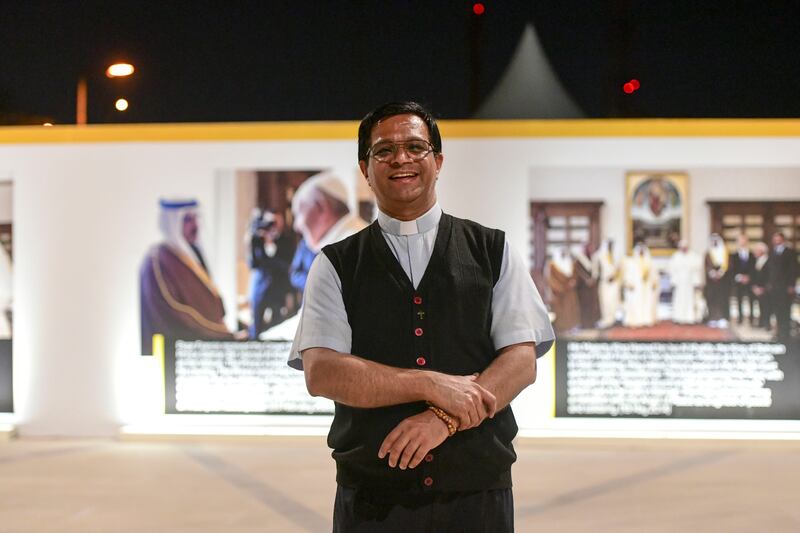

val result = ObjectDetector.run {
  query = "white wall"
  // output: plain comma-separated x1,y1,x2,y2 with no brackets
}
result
2,133,800,436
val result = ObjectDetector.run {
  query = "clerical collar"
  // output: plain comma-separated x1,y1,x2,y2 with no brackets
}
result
377,203,442,236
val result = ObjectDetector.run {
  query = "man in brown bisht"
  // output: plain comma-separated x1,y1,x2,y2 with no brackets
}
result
140,199,234,354
574,242,601,329
547,246,581,333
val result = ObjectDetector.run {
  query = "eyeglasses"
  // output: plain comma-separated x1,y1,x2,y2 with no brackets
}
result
367,140,435,162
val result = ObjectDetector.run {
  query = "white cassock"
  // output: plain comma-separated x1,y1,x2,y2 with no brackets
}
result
667,250,703,324
593,246,621,328
622,248,659,327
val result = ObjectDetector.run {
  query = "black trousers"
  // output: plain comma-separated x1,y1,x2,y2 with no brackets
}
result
771,289,793,340
734,283,753,322
332,485,514,533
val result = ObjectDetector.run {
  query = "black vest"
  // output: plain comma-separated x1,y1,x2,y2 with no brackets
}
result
322,213,518,493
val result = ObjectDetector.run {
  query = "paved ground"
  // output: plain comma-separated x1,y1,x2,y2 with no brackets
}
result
0,436,798,532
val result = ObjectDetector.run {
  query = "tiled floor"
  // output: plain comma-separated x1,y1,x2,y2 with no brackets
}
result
0,436,798,532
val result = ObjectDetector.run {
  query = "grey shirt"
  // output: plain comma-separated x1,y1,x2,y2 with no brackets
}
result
288,203,555,369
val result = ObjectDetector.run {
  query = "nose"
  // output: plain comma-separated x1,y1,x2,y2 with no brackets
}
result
391,146,414,165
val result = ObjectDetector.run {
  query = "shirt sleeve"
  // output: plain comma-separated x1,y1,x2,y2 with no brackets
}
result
491,239,556,358
287,253,352,370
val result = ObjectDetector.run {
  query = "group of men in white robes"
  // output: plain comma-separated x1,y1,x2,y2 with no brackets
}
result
544,235,743,329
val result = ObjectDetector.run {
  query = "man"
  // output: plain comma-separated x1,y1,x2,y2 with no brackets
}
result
766,232,798,341
547,246,580,333
623,241,659,327
247,210,295,338
261,175,369,343
667,240,703,324
140,199,234,354
292,171,368,257
289,102,554,532
289,237,315,292
751,242,771,329
574,243,601,329
704,233,731,328
593,238,621,328
730,234,756,325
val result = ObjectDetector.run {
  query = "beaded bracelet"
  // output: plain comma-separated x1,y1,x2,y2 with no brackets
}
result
427,404,459,436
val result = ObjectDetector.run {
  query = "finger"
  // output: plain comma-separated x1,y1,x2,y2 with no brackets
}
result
379,425,404,459
475,392,488,421
388,434,412,468
398,439,421,470
408,444,431,470
466,403,479,429
481,388,498,418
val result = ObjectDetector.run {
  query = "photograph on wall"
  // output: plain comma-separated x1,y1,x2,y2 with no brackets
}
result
626,171,688,255
530,168,800,420
139,168,372,414
0,180,11,413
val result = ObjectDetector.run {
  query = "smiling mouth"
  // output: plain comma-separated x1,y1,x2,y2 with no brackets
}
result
389,172,418,181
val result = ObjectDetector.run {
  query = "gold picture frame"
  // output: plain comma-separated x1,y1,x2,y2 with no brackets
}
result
625,171,689,256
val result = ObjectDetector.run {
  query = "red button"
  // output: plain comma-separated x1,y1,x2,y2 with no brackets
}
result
423,476,434,487
424,454,434,463
414,328,423,337
416,357,426,366
413,296,423,305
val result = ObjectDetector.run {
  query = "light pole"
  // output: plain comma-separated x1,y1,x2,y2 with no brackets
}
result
76,63,135,125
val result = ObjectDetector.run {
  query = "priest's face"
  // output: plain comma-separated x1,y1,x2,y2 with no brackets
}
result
359,113,443,220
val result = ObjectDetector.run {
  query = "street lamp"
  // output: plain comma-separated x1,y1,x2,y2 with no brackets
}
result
76,63,135,125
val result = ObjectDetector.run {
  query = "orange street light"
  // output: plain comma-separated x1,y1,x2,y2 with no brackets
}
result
106,63,135,78
77,62,136,125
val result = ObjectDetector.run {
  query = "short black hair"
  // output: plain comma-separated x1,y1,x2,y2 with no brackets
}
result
357,101,442,162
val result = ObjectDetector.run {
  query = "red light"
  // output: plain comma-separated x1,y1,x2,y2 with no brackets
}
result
623,82,635,94
473,3,485,15
630,79,640,90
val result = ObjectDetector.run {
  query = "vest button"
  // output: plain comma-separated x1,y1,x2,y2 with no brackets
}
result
424,453,434,463
413,296,423,305
414,328,423,337
423,476,434,487
416,357,426,366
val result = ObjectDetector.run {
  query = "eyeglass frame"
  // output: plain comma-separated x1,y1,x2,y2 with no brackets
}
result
365,139,437,163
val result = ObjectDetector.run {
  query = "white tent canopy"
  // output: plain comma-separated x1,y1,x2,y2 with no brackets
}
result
476,23,584,119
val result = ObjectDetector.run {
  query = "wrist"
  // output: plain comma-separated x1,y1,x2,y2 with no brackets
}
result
427,404,458,436
409,369,438,403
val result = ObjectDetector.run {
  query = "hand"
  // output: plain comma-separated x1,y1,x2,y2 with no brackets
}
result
378,410,449,470
427,373,496,430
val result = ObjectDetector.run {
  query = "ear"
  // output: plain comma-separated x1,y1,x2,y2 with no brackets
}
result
434,152,444,174
359,160,371,187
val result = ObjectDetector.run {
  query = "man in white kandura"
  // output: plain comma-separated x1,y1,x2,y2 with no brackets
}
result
623,241,659,327
593,238,622,328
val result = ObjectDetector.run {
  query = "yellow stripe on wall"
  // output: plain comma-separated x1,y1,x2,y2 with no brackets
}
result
152,334,166,413
3,118,800,144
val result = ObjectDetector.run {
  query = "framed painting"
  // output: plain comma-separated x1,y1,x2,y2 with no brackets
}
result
626,171,689,255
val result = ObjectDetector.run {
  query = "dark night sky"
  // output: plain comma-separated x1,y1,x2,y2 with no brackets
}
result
2,0,800,125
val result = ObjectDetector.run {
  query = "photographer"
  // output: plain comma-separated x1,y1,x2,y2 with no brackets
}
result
247,209,294,338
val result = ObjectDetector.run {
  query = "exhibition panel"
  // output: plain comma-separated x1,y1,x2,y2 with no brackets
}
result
0,120,798,437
